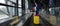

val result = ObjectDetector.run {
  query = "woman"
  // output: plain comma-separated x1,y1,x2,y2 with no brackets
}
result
35,2,41,16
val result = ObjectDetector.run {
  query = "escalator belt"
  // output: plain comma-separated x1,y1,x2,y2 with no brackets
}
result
40,17,53,26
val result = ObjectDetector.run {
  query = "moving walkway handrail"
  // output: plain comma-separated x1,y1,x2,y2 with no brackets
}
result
23,14,33,26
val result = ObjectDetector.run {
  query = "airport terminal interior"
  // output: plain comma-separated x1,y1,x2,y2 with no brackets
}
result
0,0,60,26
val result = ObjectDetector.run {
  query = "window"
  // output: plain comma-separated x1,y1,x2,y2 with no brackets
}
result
18,0,21,7
10,0,16,3
0,6,8,14
0,0,22,18
0,6,9,19
18,0,22,16
25,0,28,14
8,7,15,16
0,0,16,18
0,0,6,4
7,1,15,6
18,8,22,16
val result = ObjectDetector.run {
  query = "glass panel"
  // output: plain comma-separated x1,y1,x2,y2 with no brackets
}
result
8,7,15,16
0,6,9,19
18,0,22,16
18,0,21,7
0,0,6,4
18,8,22,16
0,6,15,16
10,0,16,3
7,1,15,6
0,6,8,14
25,0,28,9
25,0,28,14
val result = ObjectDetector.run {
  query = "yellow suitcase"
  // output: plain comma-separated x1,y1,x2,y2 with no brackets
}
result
50,15,56,25
33,15,40,24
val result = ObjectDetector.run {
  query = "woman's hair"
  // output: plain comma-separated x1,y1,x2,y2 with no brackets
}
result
35,2,40,4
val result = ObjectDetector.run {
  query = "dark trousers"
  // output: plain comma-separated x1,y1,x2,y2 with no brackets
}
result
36,9,39,15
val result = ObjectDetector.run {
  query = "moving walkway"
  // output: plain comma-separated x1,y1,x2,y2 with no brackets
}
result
23,14,52,26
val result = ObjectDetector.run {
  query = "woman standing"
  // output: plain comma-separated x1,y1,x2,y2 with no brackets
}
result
35,2,41,16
